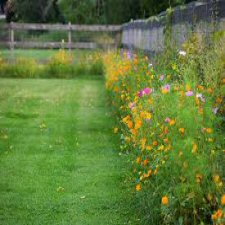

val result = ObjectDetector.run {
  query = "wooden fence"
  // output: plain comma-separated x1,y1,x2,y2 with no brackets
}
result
0,22,122,50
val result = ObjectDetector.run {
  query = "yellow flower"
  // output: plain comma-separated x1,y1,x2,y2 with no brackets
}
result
179,151,183,157
185,84,191,91
213,174,221,183
136,184,141,191
114,127,118,133
161,196,169,205
158,145,165,151
195,174,203,183
136,157,141,164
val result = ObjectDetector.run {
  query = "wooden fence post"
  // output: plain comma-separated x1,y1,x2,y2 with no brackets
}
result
9,22,14,51
68,22,72,51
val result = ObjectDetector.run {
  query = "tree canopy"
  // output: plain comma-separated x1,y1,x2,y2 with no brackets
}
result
4,0,194,23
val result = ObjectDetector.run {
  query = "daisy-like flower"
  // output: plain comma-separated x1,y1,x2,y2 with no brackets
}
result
178,50,187,56
196,93,206,102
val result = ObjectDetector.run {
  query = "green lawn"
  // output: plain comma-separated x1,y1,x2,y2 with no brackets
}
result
0,49,99,62
0,78,134,225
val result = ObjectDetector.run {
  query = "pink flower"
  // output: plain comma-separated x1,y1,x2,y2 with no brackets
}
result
138,87,153,97
165,117,171,123
129,102,136,109
185,91,194,96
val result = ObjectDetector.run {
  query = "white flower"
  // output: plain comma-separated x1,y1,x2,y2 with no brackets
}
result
178,50,187,56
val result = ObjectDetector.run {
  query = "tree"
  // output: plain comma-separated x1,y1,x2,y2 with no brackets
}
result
0,0,7,13
5,0,64,23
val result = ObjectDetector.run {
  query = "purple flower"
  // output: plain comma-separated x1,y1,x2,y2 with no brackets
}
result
213,107,219,114
185,91,194,97
126,51,132,60
164,84,171,91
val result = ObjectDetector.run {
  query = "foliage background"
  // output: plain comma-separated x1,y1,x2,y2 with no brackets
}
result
3,0,194,24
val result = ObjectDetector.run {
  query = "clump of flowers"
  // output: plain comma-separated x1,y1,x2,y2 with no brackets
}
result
49,50,73,66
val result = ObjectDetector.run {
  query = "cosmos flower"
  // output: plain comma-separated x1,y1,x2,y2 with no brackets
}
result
185,91,194,96
138,87,153,97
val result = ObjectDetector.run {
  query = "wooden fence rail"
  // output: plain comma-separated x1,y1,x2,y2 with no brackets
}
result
1,22,122,51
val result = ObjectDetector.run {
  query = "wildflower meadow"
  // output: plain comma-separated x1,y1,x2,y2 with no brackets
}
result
104,33,225,224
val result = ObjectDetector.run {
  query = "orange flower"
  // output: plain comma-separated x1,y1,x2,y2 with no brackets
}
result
136,184,141,191
143,159,149,166
206,128,213,134
131,129,138,136
127,120,133,129
222,78,225,84
212,209,223,221
179,128,185,135
197,85,204,91
169,119,176,126
161,196,169,205
207,88,213,94
216,97,222,104
134,119,142,129
221,194,225,205
146,145,152,151
192,143,198,154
